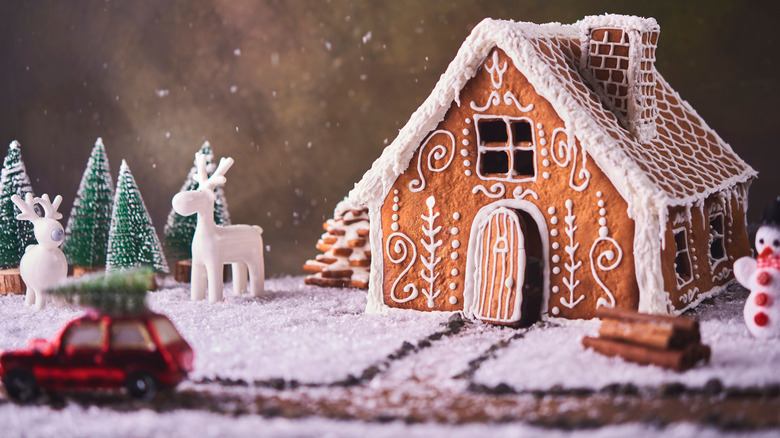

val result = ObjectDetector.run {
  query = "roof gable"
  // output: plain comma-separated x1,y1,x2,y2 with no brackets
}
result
341,16,755,215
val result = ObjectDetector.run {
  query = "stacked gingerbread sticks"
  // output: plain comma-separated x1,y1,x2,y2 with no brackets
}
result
303,208,370,289
582,307,711,371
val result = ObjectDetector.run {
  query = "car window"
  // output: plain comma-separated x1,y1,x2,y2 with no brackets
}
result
110,322,156,351
151,317,184,345
63,322,104,350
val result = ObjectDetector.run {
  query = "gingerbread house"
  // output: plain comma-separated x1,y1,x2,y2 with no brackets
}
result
336,14,756,325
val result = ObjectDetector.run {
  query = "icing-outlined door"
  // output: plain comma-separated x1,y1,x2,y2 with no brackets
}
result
474,207,525,324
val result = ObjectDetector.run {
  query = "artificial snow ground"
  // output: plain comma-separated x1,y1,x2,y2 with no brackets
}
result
0,277,777,436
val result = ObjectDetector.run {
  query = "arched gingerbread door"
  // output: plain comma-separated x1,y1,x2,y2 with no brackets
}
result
473,207,525,324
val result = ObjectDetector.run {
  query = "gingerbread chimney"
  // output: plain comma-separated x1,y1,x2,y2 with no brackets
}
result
579,15,660,143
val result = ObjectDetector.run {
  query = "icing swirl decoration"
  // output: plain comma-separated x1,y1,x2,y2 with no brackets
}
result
503,92,534,112
472,183,506,199
409,130,456,193
591,236,623,308
512,186,539,200
550,127,590,191
470,91,534,113
386,232,419,303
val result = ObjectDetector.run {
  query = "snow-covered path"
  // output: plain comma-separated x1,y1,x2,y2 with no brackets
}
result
0,278,778,436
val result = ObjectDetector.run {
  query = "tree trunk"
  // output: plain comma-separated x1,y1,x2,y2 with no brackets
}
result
0,268,26,295
72,265,104,279
174,260,192,283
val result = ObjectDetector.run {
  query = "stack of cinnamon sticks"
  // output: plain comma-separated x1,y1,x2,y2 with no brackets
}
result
582,307,711,371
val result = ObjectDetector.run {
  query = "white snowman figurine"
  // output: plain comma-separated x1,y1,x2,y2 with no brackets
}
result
734,196,780,338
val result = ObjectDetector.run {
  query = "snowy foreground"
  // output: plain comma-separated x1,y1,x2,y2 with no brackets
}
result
0,277,776,437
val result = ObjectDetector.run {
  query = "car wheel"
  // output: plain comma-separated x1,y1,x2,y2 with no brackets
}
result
3,369,40,403
126,372,159,400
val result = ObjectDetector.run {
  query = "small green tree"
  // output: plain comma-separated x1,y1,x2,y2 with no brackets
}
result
46,268,153,315
106,160,169,273
62,138,114,268
0,141,36,269
164,141,231,262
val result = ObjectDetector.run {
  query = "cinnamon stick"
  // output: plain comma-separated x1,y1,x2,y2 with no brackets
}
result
582,336,710,371
598,319,697,350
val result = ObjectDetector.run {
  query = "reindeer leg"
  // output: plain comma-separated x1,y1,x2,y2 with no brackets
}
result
34,290,47,310
249,257,265,297
25,285,36,307
207,263,224,303
232,263,247,295
191,263,208,301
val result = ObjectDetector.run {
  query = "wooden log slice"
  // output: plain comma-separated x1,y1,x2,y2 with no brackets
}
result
174,260,192,283
0,268,26,295
72,265,104,279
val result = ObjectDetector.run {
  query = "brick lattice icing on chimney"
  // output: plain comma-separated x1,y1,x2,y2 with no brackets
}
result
579,15,660,143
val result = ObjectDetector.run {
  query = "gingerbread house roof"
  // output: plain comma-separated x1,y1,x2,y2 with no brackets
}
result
342,15,755,215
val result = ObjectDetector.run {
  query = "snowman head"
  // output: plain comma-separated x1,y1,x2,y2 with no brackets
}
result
758,196,780,258
756,225,780,258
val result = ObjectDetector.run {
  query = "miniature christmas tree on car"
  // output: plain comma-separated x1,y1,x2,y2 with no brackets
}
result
0,141,36,294
48,268,153,315
62,138,114,277
106,160,168,284
164,141,230,281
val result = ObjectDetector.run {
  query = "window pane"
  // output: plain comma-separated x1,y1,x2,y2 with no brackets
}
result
513,149,535,176
111,322,155,350
152,317,183,345
512,121,533,144
710,237,725,260
65,324,103,348
478,120,508,143
481,151,509,175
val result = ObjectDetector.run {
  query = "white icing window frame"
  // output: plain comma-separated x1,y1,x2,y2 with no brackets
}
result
672,226,693,289
474,114,537,183
707,210,727,270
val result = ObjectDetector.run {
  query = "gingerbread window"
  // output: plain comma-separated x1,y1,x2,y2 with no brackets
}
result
708,211,726,269
475,115,536,181
673,227,692,287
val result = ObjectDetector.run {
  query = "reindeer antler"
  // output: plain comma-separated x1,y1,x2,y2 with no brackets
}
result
11,192,38,222
193,153,234,192
36,193,63,220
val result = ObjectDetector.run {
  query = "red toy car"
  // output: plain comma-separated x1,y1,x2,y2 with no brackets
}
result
0,311,193,403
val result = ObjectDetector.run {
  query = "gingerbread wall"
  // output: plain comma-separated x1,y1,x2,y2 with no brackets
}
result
661,184,751,312
379,48,640,321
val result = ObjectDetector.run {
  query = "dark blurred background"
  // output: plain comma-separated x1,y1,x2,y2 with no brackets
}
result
0,0,777,275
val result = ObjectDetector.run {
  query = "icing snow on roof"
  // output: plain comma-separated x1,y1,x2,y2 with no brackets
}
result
343,15,755,214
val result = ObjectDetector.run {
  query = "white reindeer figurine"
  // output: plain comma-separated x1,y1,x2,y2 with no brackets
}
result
172,153,265,302
11,193,68,309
